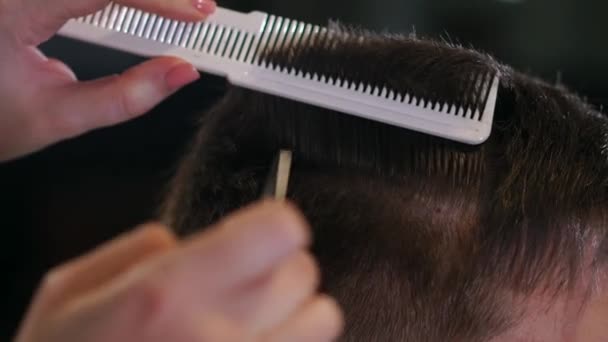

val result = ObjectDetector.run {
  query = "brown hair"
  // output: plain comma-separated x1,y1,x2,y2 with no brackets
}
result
162,29,608,341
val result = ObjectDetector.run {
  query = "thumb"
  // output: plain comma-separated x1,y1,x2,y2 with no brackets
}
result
39,57,199,142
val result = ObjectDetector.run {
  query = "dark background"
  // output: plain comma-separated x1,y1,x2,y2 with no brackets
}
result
2,0,606,338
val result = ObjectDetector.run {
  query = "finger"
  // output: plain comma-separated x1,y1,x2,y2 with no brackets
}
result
137,200,310,312
57,202,310,339
7,0,216,45
118,0,217,21
16,224,177,340
37,56,199,143
172,201,311,292
263,296,344,342
221,252,320,334
41,224,178,308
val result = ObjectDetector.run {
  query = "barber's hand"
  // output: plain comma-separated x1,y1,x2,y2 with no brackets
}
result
15,201,343,342
0,0,217,162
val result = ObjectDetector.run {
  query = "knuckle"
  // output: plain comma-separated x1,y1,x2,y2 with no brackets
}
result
134,223,178,251
266,204,311,245
41,111,78,138
107,75,133,123
116,79,133,117
38,266,68,297
28,91,78,140
320,295,344,323
127,279,175,327
293,252,320,290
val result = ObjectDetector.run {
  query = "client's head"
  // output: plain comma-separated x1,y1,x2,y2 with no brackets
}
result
161,28,608,341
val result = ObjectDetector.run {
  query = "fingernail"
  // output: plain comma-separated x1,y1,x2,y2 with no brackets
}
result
165,63,200,91
192,0,217,16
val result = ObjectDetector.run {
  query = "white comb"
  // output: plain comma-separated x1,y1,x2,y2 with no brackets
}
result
58,3,500,145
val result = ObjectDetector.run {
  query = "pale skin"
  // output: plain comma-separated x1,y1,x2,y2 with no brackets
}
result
0,0,214,161
16,202,342,342
10,0,606,339
3,0,343,341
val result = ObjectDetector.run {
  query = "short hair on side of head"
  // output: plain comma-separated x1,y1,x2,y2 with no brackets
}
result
161,26,608,341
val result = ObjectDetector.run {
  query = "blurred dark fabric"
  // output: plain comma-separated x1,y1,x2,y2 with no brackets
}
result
2,0,606,338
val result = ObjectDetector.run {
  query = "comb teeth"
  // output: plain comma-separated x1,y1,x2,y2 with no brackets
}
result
77,4,277,62
60,3,500,144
